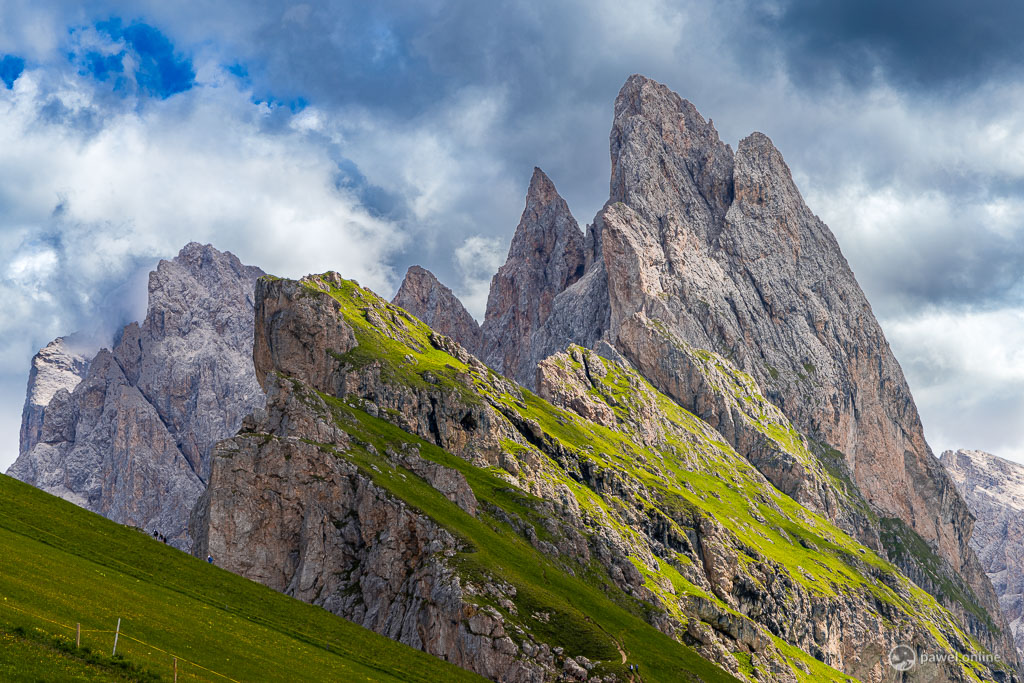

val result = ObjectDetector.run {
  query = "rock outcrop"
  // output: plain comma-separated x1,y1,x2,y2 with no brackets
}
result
8,243,265,547
392,265,482,355
479,168,587,386
18,337,90,459
942,449,1024,655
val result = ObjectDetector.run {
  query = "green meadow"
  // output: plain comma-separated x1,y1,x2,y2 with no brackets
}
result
0,473,483,682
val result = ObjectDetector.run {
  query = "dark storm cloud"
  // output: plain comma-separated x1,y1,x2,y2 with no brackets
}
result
750,0,1024,91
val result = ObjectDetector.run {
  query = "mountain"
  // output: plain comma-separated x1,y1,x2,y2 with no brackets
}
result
942,449,1024,655
393,265,483,354
17,336,90,459
479,167,588,385
191,271,1017,682
0,472,482,682
396,74,1013,665
14,75,1023,682
7,243,265,548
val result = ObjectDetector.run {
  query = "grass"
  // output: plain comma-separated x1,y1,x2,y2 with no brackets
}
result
316,394,739,682
300,274,1007,682
0,627,153,682
0,474,483,682
879,517,996,633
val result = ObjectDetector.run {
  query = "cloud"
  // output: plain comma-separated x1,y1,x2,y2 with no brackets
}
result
884,308,1024,462
0,36,405,469
454,236,506,319
742,0,1024,91
3,0,1024,471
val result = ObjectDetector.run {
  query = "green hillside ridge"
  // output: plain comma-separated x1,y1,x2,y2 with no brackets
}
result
0,473,483,682
282,273,1013,682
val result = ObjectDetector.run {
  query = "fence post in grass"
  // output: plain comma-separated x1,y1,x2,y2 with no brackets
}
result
173,656,178,682
76,623,80,648
112,618,120,656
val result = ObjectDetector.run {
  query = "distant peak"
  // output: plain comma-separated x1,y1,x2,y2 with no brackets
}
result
403,264,435,280
526,167,559,206
392,265,481,353
398,265,446,292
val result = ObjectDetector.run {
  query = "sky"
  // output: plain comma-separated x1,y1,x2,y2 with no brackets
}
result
2,1,1024,470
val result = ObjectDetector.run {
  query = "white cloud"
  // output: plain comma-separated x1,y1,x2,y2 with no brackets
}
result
883,308,1024,463
454,235,506,319
0,61,405,470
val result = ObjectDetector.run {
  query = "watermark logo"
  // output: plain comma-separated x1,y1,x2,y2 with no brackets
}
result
887,644,1002,671
888,644,916,671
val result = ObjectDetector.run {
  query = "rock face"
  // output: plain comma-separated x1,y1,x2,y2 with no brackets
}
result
392,265,482,355
198,273,1018,682
18,337,91,459
479,167,587,386
8,243,265,547
942,449,1024,654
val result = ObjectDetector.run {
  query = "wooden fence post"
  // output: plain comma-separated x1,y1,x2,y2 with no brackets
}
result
76,623,80,648
173,656,178,682
112,618,120,656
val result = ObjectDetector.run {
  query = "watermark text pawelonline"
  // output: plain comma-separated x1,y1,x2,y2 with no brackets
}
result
888,644,1002,672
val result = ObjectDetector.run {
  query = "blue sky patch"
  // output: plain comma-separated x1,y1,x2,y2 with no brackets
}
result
82,51,124,82
77,18,195,99
0,55,26,89
252,94,308,113
226,62,250,83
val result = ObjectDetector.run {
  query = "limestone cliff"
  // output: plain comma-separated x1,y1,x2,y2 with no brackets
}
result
8,243,265,547
445,74,1011,661
942,449,1024,655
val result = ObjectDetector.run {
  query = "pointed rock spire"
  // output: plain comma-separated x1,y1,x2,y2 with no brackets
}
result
593,75,1015,659
392,266,482,354
610,74,734,228
480,168,586,385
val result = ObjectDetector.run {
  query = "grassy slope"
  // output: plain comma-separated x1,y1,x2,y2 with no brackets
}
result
0,474,483,683
309,395,738,683
308,274,1010,682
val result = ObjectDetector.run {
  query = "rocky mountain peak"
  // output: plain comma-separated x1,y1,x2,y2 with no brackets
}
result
9,243,265,548
941,449,1024,655
502,167,584,279
392,266,482,355
18,336,91,459
610,74,734,226
524,166,559,205
480,168,586,384
464,74,1014,661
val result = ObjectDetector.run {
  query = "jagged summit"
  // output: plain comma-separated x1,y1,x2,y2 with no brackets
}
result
8,243,265,548
610,74,734,225
524,166,559,205
392,265,482,354
467,74,1015,662
479,167,586,385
